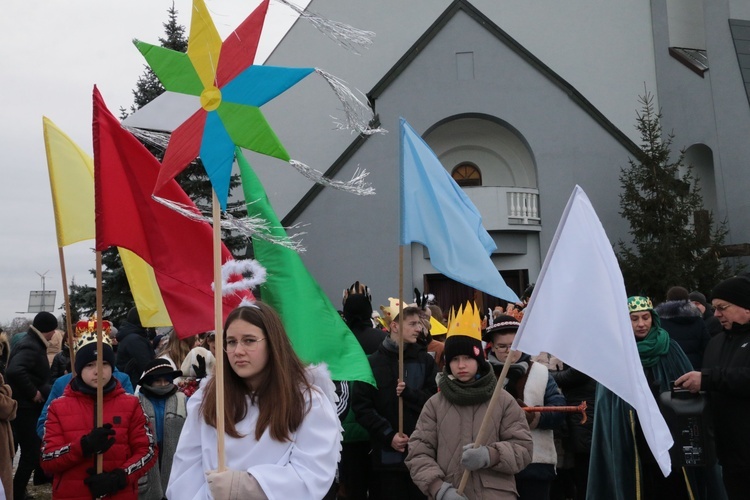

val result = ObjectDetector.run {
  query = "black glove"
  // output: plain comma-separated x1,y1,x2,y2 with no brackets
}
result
80,423,115,456
192,354,207,379
84,468,127,498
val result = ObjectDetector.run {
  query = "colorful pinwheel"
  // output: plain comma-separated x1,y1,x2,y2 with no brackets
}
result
135,0,381,210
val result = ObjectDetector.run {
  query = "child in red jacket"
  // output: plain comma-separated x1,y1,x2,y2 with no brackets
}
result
41,332,156,499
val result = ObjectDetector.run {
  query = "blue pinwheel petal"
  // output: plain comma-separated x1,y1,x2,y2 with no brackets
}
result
221,65,314,107
200,111,236,210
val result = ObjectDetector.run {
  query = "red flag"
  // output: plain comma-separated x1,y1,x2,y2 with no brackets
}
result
93,86,252,337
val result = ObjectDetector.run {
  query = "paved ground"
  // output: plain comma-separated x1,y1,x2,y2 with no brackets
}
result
12,451,52,500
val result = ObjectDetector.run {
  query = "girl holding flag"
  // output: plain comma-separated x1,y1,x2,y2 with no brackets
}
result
166,302,341,499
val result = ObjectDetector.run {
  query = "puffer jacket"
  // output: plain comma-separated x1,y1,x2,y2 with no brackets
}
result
6,327,51,408
655,300,710,370
406,389,533,499
41,380,157,500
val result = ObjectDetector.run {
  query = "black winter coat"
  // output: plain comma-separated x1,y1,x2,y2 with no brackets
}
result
5,328,51,409
115,320,155,389
351,339,437,469
49,345,71,381
347,319,388,356
551,365,595,454
701,322,750,468
656,300,710,370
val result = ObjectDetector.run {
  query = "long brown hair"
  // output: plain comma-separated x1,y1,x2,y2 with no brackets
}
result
160,331,195,368
200,302,312,441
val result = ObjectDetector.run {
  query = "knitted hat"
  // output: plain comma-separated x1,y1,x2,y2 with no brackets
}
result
688,291,708,310
74,332,115,374
711,277,750,310
628,296,654,313
483,314,520,343
444,303,487,374
138,358,182,387
32,311,58,334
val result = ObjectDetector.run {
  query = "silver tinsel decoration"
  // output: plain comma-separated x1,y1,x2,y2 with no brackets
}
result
289,161,375,196
315,69,387,136
275,0,375,55
151,195,306,252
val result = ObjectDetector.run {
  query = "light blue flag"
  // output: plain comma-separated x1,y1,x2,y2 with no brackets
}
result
399,118,520,303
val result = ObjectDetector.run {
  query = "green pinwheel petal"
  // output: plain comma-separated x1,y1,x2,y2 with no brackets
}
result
133,40,204,96
217,102,290,161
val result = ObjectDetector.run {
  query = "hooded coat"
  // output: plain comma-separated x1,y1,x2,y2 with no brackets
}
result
406,367,533,499
40,380,157,500
655,300,710,370
115,318,155,389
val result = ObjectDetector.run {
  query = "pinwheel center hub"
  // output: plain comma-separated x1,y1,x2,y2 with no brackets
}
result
200,87,222,111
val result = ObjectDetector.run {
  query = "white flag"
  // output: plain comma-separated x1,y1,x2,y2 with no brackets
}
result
512,185,673,476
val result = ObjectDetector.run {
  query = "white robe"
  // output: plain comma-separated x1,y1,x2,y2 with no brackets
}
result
166,376,341,499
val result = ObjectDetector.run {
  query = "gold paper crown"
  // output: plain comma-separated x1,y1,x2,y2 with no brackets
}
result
73,331,113,353
379,297,417,324
446,302,482,342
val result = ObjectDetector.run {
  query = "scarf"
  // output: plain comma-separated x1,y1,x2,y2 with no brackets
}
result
439,365,496,406
140,383,178,398
636,325,671,368
71,375,117,396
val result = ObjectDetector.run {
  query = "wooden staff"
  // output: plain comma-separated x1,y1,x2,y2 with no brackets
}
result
58,247,76,375
95,251,104,474
398,246,404,435
212,191,226,471
457,350,516,494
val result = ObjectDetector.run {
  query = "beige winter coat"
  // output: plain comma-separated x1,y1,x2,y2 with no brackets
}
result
406,389,533,499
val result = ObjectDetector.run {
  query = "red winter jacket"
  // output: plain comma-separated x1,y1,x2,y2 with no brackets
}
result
41,380,157,500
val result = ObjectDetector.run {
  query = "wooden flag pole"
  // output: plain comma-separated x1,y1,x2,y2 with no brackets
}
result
457,350,516,494
212,191,226,471
58,247,76,376
398,245,405,435
95,251,104,474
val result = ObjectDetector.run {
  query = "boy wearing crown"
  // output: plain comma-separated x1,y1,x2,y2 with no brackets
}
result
40,332,156,499
352,305,438,499
406,304,533,500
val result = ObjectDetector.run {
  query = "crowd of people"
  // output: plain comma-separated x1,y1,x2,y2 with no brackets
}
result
0,274,748,499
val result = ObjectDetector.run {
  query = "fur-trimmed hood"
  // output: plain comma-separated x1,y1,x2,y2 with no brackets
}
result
654,300,702,320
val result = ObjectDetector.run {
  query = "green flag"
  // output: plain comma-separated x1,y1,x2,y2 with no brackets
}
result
236,148,375,385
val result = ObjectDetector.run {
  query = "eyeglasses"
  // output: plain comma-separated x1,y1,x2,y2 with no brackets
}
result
493,344,512,352
224,337,265,353
714,303,733,312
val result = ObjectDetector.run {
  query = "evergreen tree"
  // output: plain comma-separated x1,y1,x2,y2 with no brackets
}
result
617,92,732,302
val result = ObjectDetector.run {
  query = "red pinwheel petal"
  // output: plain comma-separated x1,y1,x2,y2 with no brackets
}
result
216,0,269,87
154,109,207,196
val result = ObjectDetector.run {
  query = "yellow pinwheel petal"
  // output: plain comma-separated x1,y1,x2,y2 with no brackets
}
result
188,0,223,90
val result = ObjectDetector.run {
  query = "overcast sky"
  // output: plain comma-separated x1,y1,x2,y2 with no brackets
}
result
0,1,306,325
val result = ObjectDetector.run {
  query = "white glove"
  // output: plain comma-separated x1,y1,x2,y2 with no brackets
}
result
206,469,268,500
436,481,468,500
461,443,491,471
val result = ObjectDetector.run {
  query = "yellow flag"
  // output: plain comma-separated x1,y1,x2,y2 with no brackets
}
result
119,248,171,327
43,116,95,247
42,117,171,327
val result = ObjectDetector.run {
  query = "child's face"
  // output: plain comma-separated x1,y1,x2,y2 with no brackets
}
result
81,361,113,388
151,376,172,388
450,355,478,383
